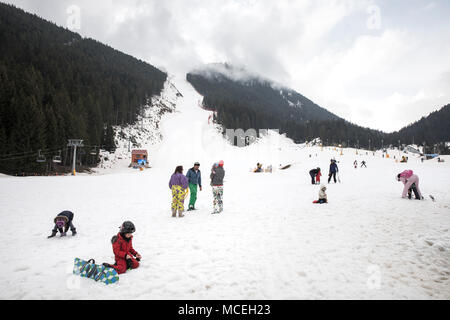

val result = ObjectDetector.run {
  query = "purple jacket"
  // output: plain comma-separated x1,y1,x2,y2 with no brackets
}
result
169,173,189,189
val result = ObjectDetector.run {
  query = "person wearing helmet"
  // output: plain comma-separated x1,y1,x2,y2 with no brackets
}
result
313,185,328,204
47,210,77,238
186,162,202,211
210,160,225,214
106,221,141,274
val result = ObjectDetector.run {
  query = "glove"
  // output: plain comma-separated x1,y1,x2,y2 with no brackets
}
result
47,234,56,239
60,232,67,237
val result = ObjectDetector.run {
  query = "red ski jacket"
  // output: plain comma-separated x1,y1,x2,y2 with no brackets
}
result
112,233,138,260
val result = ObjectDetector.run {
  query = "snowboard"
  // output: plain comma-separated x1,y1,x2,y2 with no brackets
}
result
73,258,119,285
280,164,291,170
429,195,435,202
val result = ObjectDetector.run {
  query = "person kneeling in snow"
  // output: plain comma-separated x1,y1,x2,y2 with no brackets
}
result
106,221,141,274
313,185,328,204
47,211,77,238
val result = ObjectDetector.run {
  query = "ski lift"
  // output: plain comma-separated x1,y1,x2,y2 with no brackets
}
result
36,150,46,163
90,146,98,155
52,150,62,163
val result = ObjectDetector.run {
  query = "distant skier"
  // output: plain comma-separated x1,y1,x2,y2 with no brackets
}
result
169,166,189,217
47,210,77,238
254,163,263,173
397,170,423,200
309,167,320,185
353,160,358,169
361,161,367,168
328,159,339,183
313,185,328,204
105,221,141,274
186,162,202,211
211,160,225,214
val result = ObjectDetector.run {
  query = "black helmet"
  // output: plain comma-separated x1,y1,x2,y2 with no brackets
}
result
120,221,136,234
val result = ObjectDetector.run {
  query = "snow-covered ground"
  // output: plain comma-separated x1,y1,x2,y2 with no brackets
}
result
0,75,449,299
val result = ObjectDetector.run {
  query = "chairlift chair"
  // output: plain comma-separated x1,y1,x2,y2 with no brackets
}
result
53,150,62,163
36,150,46,163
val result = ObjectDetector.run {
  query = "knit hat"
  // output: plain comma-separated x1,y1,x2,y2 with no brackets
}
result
218,160,224,167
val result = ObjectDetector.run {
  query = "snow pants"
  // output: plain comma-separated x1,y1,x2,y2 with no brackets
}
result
328,172,337,183
171,185,187,213
212,186,224,213
402,174,423,199
189,183,198,208
113,257,139,274
310,172,316,184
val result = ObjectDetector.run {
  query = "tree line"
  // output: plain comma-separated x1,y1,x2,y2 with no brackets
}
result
0,3,167,174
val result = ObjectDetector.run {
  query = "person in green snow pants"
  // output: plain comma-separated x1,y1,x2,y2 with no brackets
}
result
186,162,202,211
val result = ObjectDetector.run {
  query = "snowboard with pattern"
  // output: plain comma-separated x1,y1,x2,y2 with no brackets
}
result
73,258,119,285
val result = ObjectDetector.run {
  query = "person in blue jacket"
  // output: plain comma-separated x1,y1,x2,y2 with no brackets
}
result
328,159,339,183
186,162,202,211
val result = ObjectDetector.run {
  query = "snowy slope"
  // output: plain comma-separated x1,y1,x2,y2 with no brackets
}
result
0,75,449,299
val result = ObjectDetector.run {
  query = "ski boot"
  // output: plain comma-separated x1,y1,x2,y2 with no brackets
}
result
47,231,57,239
72,229,77,236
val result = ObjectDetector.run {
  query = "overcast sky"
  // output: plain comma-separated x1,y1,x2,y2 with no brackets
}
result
5,0,450,132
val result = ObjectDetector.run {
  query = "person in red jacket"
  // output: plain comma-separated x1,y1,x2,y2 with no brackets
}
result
315,169,322,184
106,221,141,274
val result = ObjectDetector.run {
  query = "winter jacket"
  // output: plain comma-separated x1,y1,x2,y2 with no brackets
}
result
54,211,74,223
112,233,138,261
329,162,339,173
169,173,189,189
186,168,202,187
210,166,225,186
399,170,413,179
319,187,327,200
309,169,320,176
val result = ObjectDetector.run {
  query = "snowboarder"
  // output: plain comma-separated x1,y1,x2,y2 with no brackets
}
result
328,160,339,183
397,170,423,200
313,185,328,204
47,210,77,238
254,163,263,173
211,160,225,214
361,160,367,168
309,168,321,185
186,162,202,211
169,166,189,217
106,221,141,274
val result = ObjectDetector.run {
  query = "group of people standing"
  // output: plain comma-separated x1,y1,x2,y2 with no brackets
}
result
169,160,225,217
309,159,340,185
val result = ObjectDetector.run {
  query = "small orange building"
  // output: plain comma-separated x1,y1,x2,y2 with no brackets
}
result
131,150,148,164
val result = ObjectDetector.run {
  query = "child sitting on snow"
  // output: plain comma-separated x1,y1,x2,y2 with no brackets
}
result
104,221,141,274
313,185,328,204
47,210,77,238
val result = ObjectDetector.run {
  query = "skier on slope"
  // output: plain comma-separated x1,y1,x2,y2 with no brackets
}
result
169,166,189,217
47,210,77,238
397,170,424,200
211,160,225,214
361,160,367,168
353,160,358,169
104,221,141,274
328,159,339,184
186,162,202,211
